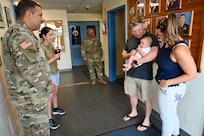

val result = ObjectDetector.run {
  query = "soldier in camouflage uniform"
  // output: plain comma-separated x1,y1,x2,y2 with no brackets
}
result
2,0,54,135
81,27,107,85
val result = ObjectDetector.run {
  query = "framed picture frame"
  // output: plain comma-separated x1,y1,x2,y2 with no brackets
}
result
177,10,194,37
0,4,5,28
143,18,152,32
4,6,12,28
136,0,146,17
166,0,182,11
156,16,167,25
184,39,191,48
150,0,160,14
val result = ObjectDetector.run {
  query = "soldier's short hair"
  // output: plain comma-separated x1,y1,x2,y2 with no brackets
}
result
39,27,53,39
128,16,143,28
16,0,41,18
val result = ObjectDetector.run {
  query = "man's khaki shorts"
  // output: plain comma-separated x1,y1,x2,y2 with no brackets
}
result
124,76,152,100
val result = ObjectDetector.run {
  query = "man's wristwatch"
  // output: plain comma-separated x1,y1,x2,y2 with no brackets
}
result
133,60,138,65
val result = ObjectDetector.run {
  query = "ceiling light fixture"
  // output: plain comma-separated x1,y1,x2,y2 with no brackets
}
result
85,5,90,10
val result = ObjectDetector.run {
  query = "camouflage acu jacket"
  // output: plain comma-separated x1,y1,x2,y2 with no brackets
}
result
81,36,103,61
2,21,52,97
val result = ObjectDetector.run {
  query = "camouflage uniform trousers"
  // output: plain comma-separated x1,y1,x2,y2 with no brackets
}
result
87,57,103,79
10,88,50,136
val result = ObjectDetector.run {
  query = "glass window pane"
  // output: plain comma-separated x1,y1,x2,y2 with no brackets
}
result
71,26,81,45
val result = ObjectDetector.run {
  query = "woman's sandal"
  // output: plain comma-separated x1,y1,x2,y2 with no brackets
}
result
123,114,138,121
136,123,152,132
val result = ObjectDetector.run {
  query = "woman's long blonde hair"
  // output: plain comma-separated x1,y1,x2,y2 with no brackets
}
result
165,13,181,47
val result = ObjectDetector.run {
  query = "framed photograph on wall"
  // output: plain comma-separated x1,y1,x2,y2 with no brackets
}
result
166,0,182,11
143,18,152,32
0,4,5,28
177,10,194,37
4,6,12,28
136,0,146,17
150,0,160,14
129,6,136,17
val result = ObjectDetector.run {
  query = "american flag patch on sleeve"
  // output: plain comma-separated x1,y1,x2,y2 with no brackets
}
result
20,39,32,49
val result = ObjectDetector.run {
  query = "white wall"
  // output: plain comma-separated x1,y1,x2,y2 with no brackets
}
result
43,10,72,70
67,13,102,21
178,64,204,136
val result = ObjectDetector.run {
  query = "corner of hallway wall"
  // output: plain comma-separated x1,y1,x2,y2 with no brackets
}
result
0,0,23,135
102,0,127,78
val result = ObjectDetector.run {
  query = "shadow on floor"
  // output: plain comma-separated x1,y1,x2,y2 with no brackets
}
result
51,66,160,136
82,69,90,79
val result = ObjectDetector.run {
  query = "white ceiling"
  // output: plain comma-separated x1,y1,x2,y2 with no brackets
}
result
14,0,102,13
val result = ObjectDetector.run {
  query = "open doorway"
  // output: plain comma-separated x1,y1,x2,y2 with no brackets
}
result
108,5,126,81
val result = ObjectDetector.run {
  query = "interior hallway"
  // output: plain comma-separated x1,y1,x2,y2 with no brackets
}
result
50,65,161,136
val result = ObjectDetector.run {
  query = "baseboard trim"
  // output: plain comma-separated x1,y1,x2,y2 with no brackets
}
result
138,100,190,136
59,68,72,72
